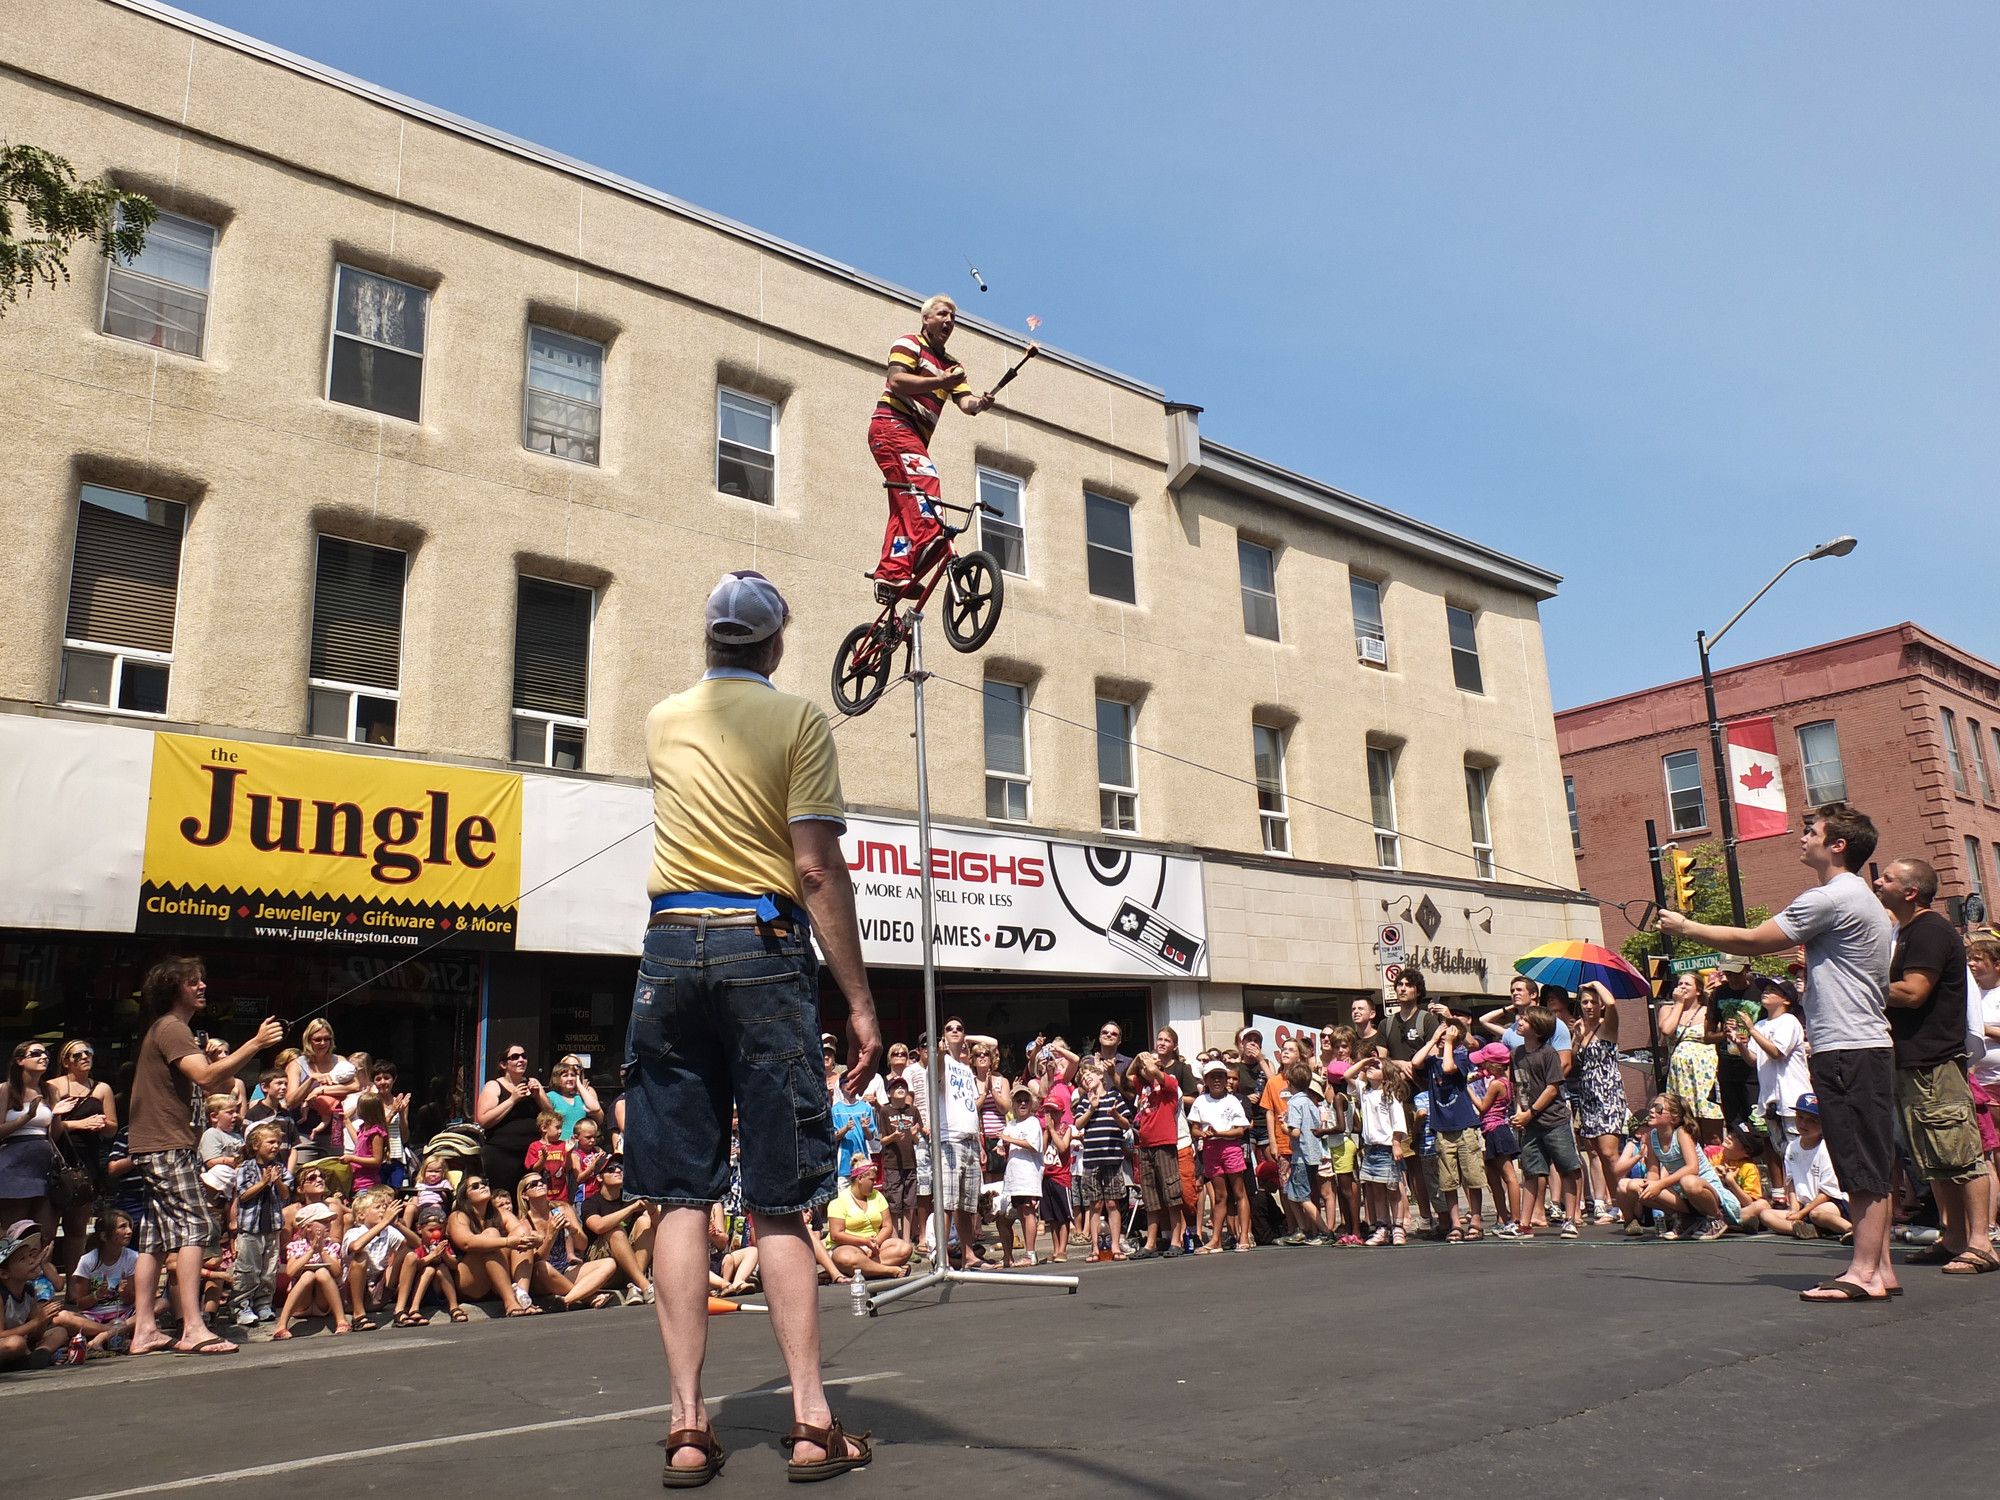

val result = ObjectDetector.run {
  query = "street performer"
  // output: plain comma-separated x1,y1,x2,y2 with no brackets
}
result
625,569,883,1485
868,295,1029,602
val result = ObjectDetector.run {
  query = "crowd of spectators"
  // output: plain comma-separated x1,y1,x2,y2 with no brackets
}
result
5,803,1998,1370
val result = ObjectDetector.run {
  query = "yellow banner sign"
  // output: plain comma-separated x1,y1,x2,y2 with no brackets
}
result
140,734,523,949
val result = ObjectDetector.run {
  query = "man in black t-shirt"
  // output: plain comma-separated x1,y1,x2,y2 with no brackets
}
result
1380,972,1442,1068
1877,858,1992,1272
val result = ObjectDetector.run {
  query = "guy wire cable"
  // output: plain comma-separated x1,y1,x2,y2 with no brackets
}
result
924,669,1593,902
289,676,908,1027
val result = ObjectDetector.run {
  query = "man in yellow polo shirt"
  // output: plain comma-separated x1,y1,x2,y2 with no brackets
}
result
627,569,881,1484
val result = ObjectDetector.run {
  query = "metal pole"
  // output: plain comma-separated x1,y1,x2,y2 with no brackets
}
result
863,608,1076,1313
1697,632,1749,929
1644,819,1675,1101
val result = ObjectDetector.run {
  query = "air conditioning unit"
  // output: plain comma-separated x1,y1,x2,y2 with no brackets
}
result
1357,636,1388,665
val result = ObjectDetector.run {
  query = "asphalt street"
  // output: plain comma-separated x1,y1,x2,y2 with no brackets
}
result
8,1231,1998,1500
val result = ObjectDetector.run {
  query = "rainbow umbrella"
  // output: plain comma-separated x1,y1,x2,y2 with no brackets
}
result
1512,940,1650,999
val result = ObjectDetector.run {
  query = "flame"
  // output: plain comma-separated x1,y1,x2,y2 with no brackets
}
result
1025,315,1042,332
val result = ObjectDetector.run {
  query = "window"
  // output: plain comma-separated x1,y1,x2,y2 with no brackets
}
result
715,389,776,503
1941,707,1970,795
511,578,592,769
327,266,426,421
1096,699,1137,832
1367,746,1400,868
1253,723,1289,853
59,485,186,715
1969,718,1995,803
1967,837,1987,898
1993,727,2000,799
1351,576,1386,665
977,469,1027,576
524,327,603,464
1084,493,1135,603
101,209,214,357
308,537,405,745
1795,720,1847,807
1565,774,1582,853
1447,606,1484,693
1466,764,1494,878
983,681,1030,821
1664,749,1706,833
1239,540,1279,641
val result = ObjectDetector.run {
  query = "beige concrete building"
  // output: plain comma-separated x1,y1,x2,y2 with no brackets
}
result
0,0,1598,1084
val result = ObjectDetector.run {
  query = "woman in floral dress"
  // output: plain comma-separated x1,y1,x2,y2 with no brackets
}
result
1659,972,1724,1145
1573,982,1631,1222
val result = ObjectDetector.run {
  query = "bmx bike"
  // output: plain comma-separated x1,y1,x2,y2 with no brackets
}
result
830,499,1005,716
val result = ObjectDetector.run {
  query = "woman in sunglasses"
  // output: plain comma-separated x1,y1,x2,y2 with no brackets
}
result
286,1020,359,1168
512,1171,622,1310
48,1040,117,1273
477,1046,549,1196
448,1173,540,1313
1,1041,58,1254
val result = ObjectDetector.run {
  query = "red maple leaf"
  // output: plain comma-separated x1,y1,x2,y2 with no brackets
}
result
1739,763,1775,792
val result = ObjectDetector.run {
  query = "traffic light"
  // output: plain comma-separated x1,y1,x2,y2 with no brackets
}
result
1647,954,1673,999
1666,845,1697,911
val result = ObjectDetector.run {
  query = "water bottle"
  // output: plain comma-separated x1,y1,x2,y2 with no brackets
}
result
850,1270,870,1318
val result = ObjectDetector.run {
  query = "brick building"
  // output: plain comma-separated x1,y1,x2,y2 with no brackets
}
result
1558,624,2000,933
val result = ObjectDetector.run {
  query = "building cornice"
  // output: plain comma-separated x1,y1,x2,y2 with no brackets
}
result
1194,441,1564,601
1557,621,2000,727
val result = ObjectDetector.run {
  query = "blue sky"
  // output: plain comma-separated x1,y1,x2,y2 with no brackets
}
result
173,1,1998,706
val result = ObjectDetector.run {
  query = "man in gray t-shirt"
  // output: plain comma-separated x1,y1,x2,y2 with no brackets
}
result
1773,871,1894,1053
1660,802,1898,1303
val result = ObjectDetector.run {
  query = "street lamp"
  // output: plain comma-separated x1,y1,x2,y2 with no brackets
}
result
1696,535,1859,925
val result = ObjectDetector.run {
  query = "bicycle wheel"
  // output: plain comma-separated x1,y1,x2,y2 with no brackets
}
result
831,620,897,716
941,550,1004,653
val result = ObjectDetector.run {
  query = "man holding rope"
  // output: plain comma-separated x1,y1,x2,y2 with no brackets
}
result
868,295,1029,603
624,569,883,1485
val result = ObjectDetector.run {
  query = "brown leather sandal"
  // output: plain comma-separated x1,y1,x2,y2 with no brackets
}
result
661,1425,727,1488
782,1416,872,1482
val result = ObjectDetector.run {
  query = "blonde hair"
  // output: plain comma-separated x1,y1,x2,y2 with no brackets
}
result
204,1093,236,1118
245,1122,284,1153
301,1019,335,1050
353,1186,396,1217
59,1040,95,1071
919,293,957,319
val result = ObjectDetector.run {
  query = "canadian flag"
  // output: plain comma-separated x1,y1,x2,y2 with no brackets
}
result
1726,716,1789,840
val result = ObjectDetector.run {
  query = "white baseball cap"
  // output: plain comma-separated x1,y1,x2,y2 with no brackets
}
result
705,570,790,644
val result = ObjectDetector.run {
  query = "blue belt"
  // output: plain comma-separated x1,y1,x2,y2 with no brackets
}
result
650,891,806,927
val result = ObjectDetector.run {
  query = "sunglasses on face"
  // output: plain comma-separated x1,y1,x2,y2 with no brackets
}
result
505,1053,527,1062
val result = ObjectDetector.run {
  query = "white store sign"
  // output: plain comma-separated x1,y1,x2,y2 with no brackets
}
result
842,815,1209,979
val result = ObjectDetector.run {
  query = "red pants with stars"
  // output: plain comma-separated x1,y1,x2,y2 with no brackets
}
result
868,413,944,589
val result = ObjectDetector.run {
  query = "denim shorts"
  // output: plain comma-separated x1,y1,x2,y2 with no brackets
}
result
1517,1115,1583,1179
1284,1154,1317,1202
621,921,835,1216
1359,1143,1401,1185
